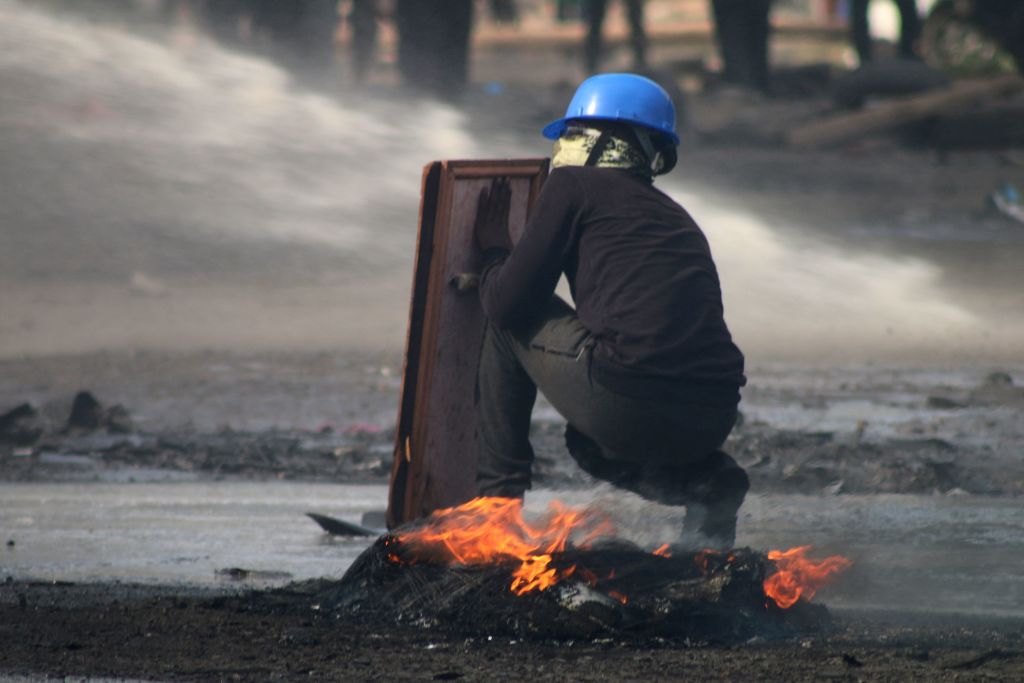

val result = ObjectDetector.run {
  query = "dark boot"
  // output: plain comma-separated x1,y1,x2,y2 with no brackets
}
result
678,450,749,550
566,426,748,549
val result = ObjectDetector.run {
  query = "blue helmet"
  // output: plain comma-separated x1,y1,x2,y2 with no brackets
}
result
542,73,679,145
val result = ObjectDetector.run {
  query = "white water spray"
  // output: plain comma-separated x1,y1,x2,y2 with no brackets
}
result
0,1,1019,361
0,1,476,262
666,186,988,362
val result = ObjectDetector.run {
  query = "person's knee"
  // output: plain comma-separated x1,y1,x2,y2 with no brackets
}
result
476,476,528,500
564,424,640,486
717,459,749,500
690,449,749,503
481,319,522,362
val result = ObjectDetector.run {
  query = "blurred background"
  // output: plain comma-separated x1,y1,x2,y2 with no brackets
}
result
1,0,1023,363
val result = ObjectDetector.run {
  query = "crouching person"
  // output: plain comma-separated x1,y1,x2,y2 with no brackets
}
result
473,74,748,550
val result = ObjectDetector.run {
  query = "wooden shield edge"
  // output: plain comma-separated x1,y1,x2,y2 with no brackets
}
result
387,158,550,529
386,161,442,529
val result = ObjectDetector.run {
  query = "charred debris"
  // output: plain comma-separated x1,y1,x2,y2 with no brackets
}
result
313,535,831,645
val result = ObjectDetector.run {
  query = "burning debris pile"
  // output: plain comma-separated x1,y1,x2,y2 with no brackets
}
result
324,498,850,644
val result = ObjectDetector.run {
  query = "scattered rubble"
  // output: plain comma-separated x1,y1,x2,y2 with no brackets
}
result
214,567,294,582
0,427,395,483
990,182,1024,223
64,391,134,435
0,403,43,446
2,367,1021,495
1,401,1019,495
728,427,1005,496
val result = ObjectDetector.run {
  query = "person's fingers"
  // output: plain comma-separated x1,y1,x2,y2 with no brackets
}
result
494,177,511,208
475,187,490,223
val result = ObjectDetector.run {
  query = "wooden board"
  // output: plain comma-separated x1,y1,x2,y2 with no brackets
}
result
787,75,1024,148
387,159,549,528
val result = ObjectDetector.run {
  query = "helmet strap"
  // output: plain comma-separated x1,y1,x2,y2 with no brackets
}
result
584,129,615,167
630,125,669,176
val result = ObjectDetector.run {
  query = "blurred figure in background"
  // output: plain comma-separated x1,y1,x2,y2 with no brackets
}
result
185,0,338,78
199,0,255,46
822,0,845,22
345,0,379,83
250,0,338,74
584,0,647,73
971,0,1024,73
556,0,584,22
850,0,921,63
395,0,474,96
490,0,519,25
710,0,773,92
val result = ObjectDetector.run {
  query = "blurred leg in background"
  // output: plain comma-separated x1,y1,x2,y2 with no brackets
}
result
851,0,921,64
489,0,519,25
584,0,646,73
584,0,609,73
556,0,584,22
294,0,339,76
197,0,254,46
395,0,474,96
895,0,921,59
850,0,872,62
348,0,378,83
746,0,772,90
711,0,772,91
625,0,648,70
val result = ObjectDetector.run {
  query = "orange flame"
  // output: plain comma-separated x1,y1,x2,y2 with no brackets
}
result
764,545,852,609
392,497,615,595
694,549,716,572
652,543,672,558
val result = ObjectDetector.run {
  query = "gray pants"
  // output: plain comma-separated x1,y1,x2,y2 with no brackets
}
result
475,298,744,512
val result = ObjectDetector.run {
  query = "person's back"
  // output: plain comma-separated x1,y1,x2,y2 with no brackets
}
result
552,166,743,395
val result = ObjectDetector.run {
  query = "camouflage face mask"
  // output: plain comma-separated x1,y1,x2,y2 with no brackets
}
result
551,125,664,176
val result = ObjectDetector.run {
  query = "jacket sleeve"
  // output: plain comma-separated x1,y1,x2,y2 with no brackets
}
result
478,168,585,328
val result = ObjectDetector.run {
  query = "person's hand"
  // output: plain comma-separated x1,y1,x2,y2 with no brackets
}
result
474,177,513,253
